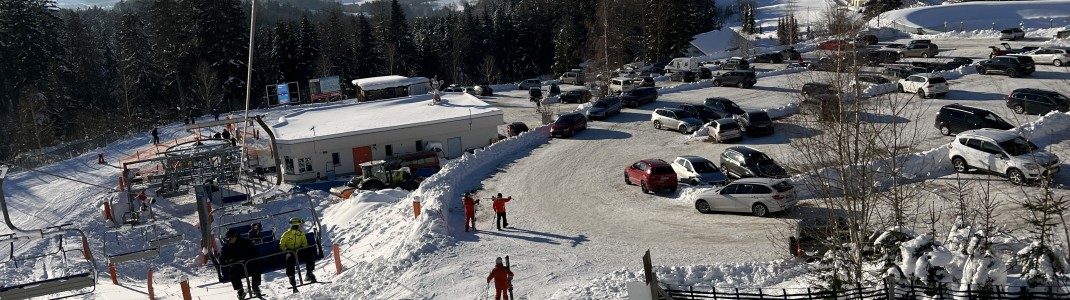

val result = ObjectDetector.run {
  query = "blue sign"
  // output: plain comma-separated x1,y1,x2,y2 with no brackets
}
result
277,83,291,105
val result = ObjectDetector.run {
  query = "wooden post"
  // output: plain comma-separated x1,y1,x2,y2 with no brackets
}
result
180,279,193,300
333,243,343,275
109,262,118,285
147,267,155,300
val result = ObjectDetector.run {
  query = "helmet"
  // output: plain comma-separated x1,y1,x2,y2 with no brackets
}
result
289,217,303,225
495,257,502,265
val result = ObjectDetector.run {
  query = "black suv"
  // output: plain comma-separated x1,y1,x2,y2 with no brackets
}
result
677,104,722,123
703,97,746,118
621,87,659,108
977,55,1035,77
1006,88,1070,115
753,53,784,63
721,58,751,71
713,70,757,88
801,82,836,98
719,146,788,179
864,50,901,66
737,111,774,136
934,104,1014,136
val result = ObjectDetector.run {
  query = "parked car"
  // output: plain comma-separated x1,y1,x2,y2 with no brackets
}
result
908,39,932,46
780,48,802,61
624,159,678,193
897,43,939,58
621,87,658,107
442,84,468,93
559,89,592,103
720,146,788,179
677,104,722,123
712,70,757,88
473,85,493,96
703,97,746,118
1006,88,1070,115
864,50,901,66
854,74,891,85
559,71,584,85
818,39,854,51
736,111,774,136
896,73,948,99
528,87,543,102
549,113,587,138
586,96,623,119
692,178,798,217
855,34,879,45
753,53,784,63
884,43,907,50
609,77,637,94
668,70,696,82
949,129,1060,185
698,67,714,79
652,108,702,134
638,76,656,87
504,122,529,137
708,118,743,143
1019,47,1070,66
721,57,751,70
882,65,927,79
1000,28,1025,41
806,57,854,73
671,156,728,186
935,104,1014,136
976,55,1035,77
801,82,837,98
518,79,541,90
548,83,561,95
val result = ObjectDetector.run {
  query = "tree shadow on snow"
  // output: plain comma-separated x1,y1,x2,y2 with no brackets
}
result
599,111,655,123
855,112,911,124
472,228,590,247
944,90,1006,101
567,128,632,141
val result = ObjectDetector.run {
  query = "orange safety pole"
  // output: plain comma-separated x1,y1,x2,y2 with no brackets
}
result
81,235,92,260
412,198,421,219
103,202,112,222
109,262,118,285
147,267,155,300
180,279,193,300
333,243,343,275
118,176,125,192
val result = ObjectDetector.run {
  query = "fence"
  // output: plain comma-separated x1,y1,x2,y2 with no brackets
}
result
659,282,1070,300
7,130,142,169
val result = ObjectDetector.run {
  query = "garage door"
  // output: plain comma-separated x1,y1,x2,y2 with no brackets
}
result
352,146,372,174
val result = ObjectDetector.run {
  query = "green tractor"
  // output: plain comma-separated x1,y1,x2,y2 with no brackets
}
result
353,160,419,191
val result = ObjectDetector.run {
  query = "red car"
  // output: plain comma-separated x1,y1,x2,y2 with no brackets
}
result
550,113,587,138
817,40,853,51
624,159,679,193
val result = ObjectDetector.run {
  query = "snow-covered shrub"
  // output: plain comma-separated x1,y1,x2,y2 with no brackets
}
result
1010,240,1068,288
899,233,954,288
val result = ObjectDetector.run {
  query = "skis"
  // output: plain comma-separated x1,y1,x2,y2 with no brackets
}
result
506,256,514,300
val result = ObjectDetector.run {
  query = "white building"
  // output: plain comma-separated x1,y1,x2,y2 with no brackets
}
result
352,75,431,102
271,93,504,182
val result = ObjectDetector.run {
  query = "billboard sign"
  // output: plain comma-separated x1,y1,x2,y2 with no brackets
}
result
277,83,291,105
310,76,342,101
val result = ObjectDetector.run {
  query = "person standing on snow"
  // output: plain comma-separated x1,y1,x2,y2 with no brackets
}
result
463,193,479,232
492,193,512,230
486,257,514,300
219,228,262,299
151,127,159,145
280,217,317,293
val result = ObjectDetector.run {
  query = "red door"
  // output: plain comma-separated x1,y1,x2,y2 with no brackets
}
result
352,146,373,175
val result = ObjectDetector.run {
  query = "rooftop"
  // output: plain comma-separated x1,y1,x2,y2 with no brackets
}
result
272,93,503,144
351,75,430,90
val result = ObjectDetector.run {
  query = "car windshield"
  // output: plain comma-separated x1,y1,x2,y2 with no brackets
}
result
725,101,741,109
693,161,719,173
592,101,608,108
980,112,1009,125
718,121,739,130
928,77,947,84
676,111,695,119
745,152,773,164
650,166,674,174
998,137,1038,156
772,181,794,193
1052,94,1069,104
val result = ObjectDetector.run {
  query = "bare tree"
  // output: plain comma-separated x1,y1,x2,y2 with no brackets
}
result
191,61,221,114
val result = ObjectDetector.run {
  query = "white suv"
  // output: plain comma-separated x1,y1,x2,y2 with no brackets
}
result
897,73,948,99
948,129,1060,185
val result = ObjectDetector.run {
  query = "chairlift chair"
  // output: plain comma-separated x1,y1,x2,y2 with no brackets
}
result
209,193,325,285
0,229,98,300
102,220,183,265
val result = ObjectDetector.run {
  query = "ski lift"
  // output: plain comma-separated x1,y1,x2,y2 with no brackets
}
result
209,192,324,286
0,227,98,300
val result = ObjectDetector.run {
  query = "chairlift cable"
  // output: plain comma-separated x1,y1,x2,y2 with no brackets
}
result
0,161,119,193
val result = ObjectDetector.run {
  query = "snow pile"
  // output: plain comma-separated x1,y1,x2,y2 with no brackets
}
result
756,67,808,79
552,261,809,299
659,67,807,96
763,102,801,120
309,125,552,299
861,64,976,98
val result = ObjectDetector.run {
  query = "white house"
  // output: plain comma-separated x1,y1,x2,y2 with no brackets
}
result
271,92,504,182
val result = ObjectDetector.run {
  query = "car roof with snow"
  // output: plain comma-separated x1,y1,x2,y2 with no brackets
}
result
676,155,711,162
728,177,786,185
956,128,1020,142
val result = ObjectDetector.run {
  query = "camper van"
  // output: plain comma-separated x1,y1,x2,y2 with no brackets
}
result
664,57,700,74
609,77,637,94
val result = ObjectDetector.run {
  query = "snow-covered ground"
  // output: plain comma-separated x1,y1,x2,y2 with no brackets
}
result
6,2,1070,300
879,0,1070,31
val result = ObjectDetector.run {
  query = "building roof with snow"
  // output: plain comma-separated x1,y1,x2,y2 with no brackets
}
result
352,75,430,90
689,29,745,56
271,93,503,144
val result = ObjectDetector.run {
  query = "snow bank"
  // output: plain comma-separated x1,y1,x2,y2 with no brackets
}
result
659,67,807,96
310,121,552,298
881,0,1070,32
862,64,977,98
551,261,810,299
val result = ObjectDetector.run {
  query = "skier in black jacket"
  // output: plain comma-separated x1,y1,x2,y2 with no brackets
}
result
219,228,262,299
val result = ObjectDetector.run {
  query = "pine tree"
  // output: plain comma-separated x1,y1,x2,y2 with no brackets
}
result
296,16,321,83
149,0,195,118
741,5,756,35
272,22,299,83
190,0,247,111
352,13,383,78
863,0,903,19
317,4,354,80
0,0,64,115
116,13,161,120
381,0,417,75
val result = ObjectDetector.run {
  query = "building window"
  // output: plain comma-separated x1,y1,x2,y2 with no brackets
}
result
385,145,393,157
284,157,295,174
332,153,340,166
415,140,422,152
298,157,313,173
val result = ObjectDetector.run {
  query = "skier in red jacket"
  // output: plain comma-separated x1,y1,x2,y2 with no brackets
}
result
463,193,479,232
486,257,513,300
492,193,511,230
